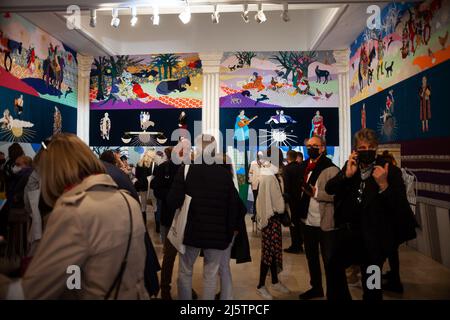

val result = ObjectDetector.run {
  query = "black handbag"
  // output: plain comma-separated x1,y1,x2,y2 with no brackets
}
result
276,211,291,227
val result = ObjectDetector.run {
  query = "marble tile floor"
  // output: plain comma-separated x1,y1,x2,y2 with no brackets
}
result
1,210,448,300
147,213,450,300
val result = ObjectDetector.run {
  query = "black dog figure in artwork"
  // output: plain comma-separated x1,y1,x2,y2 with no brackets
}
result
385,61,394,78
156,76,191,95
315,65,330,84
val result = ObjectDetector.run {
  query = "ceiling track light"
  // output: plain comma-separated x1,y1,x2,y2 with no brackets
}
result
255,3,266,24
241,4,249,23
111,8,120,28
179,0,191,24
281,3,290,22
130,6,138,27
152,6,160,25
211,5,220,24
89,9,96,28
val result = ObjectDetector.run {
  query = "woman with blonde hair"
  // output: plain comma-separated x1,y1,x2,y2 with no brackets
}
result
135,149,157,227
0,133,148,299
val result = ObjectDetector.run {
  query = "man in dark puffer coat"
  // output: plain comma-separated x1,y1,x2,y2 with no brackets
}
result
167,134,240,300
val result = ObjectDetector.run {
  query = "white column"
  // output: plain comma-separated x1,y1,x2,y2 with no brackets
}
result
199,52,223,141
77,55,93,145
333,49,351,167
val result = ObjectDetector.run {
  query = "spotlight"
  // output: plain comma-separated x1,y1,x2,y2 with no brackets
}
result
211,5,220,24
241,4,249,23
255,3,266,23
281,3,290,22
89,9,96,28
152,5,160,25
179,2,191,24
130,6,138,27
111,8,120,28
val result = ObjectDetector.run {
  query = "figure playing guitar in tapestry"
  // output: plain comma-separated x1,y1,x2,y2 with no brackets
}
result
234,110,258,141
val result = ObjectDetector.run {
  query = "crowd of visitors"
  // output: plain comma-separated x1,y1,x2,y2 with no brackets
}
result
0,128,417,300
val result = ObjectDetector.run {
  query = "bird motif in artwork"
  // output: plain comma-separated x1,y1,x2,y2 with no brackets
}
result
387,36,394,50
438,31,448,50
325,92,333,99
316,88,323,96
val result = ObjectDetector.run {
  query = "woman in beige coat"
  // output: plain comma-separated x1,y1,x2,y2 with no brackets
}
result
255,156,291,300
0,133,148,299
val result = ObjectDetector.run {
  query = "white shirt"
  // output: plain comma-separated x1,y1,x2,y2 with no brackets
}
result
304,172,321,227
249,161,261,190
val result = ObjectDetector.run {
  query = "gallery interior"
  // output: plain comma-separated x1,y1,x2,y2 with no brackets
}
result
0,0,449,300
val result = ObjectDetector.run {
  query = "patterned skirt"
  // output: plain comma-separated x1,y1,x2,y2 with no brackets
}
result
261,216,283,273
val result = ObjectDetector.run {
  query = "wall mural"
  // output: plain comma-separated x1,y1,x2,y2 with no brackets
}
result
221,106,339,204
0,13,77,150
0,13,78,108
219,50,340,203
90,108,201,147
89,53,202,110
350,0,450,104
220,51,339,108
0,86,77,143
351,58,450,202
89,53,203,146
220,107,338,148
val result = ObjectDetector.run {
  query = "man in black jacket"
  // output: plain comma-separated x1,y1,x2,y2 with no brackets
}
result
150,147,180,300
325,128,416,300
167,134,240,300
102,160,140,203
283,150,304,253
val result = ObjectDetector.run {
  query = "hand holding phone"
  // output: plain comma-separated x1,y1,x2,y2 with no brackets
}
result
346,151,358,178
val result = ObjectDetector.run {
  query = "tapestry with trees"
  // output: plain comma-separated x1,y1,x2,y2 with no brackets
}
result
89,53,202,110
89,53,202,147
220,51,339,108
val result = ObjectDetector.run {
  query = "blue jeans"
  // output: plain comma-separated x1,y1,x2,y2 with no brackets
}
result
218,235,235,300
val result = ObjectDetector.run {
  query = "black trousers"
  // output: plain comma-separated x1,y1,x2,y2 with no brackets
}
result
288,219,304,250
327,225,384,301
303,225,326,291
304,225,352,300
258,261,278,288
387,245,401,283
324,228,352,300
252,189,258,217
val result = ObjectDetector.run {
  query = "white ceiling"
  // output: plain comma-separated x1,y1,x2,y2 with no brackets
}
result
3,1,390,56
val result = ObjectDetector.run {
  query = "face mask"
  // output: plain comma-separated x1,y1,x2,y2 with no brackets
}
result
12,165,21,174
357,150,376,165
307,147,321,160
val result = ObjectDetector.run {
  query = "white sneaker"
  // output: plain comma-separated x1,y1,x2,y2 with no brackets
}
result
271,282,291,294
256,286,273,300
